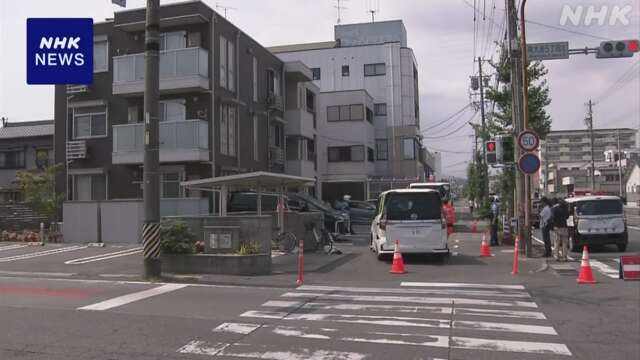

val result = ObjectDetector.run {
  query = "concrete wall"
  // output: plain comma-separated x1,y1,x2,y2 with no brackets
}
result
63,200,143,244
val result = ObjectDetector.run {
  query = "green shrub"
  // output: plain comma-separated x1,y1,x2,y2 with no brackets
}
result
160,219,196,254
238,240,262,255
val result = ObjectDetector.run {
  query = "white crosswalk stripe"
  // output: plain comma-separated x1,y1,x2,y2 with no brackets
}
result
177,282,572,358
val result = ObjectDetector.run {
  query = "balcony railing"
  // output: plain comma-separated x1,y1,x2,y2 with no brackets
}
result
112,119,209,164
113,47,209,95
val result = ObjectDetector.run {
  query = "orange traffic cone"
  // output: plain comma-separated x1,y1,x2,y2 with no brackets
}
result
389,240,407,274
511,236,519,276
471,221,478,234
480,232,491,257
577,245,596,284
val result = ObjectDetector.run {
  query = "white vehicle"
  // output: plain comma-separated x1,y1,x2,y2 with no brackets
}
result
370,189,449,260
565,195,628,252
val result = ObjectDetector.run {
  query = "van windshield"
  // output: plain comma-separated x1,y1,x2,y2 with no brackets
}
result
575,200,623,216
385,192,442,221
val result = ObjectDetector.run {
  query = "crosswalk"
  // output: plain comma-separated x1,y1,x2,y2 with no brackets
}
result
177,281,572,359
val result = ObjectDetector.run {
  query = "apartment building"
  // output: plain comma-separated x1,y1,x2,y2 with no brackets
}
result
0,119,54,203
53,1,317,214
541,128,638,195
270,20,427,201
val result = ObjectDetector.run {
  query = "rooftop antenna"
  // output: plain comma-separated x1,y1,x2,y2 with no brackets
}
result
334,0,348,24
365,0,380,23
215,2,237,18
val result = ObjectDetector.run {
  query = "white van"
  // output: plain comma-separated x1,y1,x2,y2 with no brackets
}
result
370,189,449,260
565,196,628,252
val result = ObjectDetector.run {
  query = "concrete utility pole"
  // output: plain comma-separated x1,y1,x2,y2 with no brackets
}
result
586,99,596,191
477,57,490,207
617,129,623,197
142,0,161,279
506,0,525,253
519,0,532,256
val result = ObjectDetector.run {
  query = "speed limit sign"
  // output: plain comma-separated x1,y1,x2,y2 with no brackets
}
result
518,130,540,152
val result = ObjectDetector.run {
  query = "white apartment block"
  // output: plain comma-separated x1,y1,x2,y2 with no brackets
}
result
271,20,428,201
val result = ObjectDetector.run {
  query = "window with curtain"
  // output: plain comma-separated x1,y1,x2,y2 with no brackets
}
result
73,105,106,138
220,104,237,156
72,174,106,201
93,39,108,72
402,138,416,160
219,36,227,88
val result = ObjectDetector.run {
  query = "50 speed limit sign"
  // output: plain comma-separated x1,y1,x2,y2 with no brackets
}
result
518,130,540,152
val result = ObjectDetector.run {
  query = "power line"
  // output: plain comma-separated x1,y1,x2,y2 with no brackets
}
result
593,59,640,104
423,111,479,139
421,103,472,133
426,146,473,154
524,19,610,41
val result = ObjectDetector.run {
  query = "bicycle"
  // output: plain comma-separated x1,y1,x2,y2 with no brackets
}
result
272,230,297,253
305,222,337,254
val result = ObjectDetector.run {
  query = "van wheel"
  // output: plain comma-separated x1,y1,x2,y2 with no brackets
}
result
617,243,627,252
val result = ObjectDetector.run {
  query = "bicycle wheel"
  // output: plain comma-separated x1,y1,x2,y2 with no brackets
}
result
278,232,298,253
321,229,334,254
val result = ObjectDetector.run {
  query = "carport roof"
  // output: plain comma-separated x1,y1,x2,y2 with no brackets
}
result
181,171,316,190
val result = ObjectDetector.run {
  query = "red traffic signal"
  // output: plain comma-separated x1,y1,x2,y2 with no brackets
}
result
486,140,496,153
597,39,639,58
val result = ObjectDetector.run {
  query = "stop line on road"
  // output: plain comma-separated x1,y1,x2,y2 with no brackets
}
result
64,247,143,265
177,281,572,358
0,245,88,263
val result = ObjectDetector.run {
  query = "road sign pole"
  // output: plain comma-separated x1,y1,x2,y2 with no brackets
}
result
520,0,532,257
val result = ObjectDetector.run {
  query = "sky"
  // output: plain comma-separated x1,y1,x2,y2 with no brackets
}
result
1,0,639,178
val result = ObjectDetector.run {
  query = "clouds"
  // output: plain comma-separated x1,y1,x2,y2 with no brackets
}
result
0,0,638,179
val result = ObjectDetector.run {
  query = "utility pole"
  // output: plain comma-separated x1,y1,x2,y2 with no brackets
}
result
519,0,532,256
586,100,596,191
142,0,161,279
506,0,525,253
478,57,489,208
617,129,623,197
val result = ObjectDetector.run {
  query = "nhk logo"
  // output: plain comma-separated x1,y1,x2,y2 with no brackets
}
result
27,18,93,85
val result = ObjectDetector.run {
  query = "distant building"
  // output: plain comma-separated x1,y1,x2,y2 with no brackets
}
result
0,119,54,203
271,20,426,200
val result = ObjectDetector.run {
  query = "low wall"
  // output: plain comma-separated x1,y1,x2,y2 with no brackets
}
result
625,206,640,227
162,253,271,275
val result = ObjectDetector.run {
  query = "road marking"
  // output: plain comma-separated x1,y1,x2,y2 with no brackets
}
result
98,274,139,278
297,285,531,298
283,292,538,308
0,245,88,263
401,281,525,290
78,283,188,311
241,310,555,335
452,336,571,356
177,341,369,360
213,322,261,335
628,225,640,231
0,244,29,252
262,300,546,319
0,270,76,277
590,260,620,278
64,247,143,265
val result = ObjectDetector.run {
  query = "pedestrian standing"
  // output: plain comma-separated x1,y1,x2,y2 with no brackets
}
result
539,197,553,257
552,198,570,261
490,198,499,246
468,199,474,215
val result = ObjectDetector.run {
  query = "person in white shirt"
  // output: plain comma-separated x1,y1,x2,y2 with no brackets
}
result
539,198,553,257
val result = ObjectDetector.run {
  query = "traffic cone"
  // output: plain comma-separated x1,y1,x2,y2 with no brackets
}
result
480,232,491,257
577,245,596,284
471,221,478,234
447,225,453,237
389,240,407,274
511,236,519,276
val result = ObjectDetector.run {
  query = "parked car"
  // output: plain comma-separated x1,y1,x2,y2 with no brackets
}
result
333,198,376,225
228,191,283,212
565,195,628,252
370,189,449,260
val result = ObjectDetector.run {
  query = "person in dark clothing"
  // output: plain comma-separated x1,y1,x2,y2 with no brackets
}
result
490,198,500,246
539,197,553,257
552,198,570,261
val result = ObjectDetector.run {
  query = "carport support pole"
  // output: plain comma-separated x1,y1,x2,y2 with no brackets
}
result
142,0,162,279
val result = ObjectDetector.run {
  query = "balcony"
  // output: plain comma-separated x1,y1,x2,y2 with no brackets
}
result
284,109,315,138
112,119,209,164
112,47,209,96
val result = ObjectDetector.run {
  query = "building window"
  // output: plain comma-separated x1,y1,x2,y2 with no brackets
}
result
253,115,259,161
367,147,375,162
306,89,315,113
0,151,25,169
307,138,315,162
73,105,107,139
160,31,186,50
219,36,235,91
127,106,138,123
35,149,51,169
376,139,388,160
402,138,416,160
342,65,350,77
72,174,106,201
366,107,373,123
269,123,282,147
364,63,386,76
93,39,108,73
161,172,182,198
326,104,365,121
220,104,237,156
374,103,387,116
252,56,258,102
159,99,185,122
266,69,280,96
311,67,321,80
219,36,227,88
228,40,235,92
328,145,365,162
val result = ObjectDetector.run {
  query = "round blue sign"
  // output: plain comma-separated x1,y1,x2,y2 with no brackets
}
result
518,153,541,174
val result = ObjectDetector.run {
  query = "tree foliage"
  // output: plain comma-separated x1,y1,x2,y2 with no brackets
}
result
16,164,64,223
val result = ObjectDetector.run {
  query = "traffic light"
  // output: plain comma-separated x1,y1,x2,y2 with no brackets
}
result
485,140,497,165
496,135,515,164
596,39,639,58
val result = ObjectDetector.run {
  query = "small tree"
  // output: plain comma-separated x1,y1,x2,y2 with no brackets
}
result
16,163,64,223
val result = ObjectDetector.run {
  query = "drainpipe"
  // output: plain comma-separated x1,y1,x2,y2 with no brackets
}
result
210,14,217,213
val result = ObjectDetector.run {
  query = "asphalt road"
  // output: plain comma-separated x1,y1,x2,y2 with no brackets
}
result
0,226,638,359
